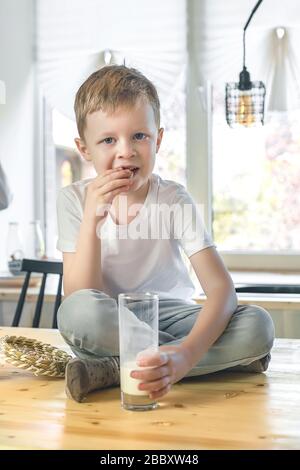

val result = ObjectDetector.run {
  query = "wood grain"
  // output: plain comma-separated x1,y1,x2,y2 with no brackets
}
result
0,327,300,450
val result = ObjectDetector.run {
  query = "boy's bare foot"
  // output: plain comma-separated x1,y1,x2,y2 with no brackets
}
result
65,356,120,403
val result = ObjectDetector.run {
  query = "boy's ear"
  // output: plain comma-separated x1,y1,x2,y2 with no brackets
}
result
74,137,92,162
156,127,164,153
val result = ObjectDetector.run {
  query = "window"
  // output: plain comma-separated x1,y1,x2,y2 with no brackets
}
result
155,67,186,187
212,88,300,268
52,108,96,185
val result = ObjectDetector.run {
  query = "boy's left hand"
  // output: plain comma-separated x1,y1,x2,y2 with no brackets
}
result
130,345,192,400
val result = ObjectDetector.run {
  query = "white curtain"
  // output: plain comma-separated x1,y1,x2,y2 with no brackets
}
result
190,0,300,111
36,0,187,120
267,28,300,111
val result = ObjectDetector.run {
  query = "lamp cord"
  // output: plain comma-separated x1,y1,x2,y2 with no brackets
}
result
243,0,264,68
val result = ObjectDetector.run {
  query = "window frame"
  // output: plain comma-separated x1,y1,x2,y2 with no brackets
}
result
33,85,46,249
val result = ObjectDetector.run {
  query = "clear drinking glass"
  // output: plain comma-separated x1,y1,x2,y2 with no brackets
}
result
118,292,159,411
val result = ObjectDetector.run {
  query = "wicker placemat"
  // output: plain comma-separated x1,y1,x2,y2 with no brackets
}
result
0,335,72,377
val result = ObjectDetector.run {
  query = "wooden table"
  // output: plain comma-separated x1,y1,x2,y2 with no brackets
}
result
0,327,300,450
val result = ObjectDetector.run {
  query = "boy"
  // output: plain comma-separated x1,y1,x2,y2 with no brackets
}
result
57,65,274,403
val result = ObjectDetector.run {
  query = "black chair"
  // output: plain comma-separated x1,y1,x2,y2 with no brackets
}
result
11,258,63,328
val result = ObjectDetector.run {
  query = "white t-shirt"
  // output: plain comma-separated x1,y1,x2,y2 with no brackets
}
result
56,173,215,301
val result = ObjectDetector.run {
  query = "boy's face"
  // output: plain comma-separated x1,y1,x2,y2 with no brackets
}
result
75,97,164,197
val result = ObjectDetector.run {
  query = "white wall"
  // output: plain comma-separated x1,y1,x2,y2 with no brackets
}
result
0,0,35,271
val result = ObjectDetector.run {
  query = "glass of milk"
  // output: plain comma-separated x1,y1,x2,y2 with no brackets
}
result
118,292,159,411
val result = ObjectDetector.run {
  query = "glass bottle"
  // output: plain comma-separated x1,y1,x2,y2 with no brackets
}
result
6,222,24,262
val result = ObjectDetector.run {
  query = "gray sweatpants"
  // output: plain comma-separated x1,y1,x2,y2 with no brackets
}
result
57,289,275,377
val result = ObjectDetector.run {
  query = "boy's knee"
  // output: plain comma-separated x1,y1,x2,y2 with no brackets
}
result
57,288,119,356
57,288,117,335
243,305,275,354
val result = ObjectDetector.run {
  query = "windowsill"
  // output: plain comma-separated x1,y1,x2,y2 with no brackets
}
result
193,270,300,309
193,292,300,312
229,270,300,285
194,271,300,296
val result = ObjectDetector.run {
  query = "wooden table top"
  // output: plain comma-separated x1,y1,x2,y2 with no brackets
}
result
0,327,300,450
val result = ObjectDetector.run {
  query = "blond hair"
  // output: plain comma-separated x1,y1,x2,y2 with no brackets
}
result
74,65,160,140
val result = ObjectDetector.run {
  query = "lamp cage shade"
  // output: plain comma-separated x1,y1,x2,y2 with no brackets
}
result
225,80,266,128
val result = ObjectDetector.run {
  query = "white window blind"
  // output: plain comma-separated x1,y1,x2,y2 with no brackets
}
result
36,0,187,121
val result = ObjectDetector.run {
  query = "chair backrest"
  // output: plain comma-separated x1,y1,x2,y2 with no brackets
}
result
12,258,63,328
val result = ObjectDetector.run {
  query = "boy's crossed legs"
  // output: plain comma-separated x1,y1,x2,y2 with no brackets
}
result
57,289,275,402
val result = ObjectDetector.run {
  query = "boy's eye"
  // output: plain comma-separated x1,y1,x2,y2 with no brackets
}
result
101,133,147,144
102,137,114,144
134,133,146,140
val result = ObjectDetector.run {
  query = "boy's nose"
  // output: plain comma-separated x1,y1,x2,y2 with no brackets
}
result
116,142,136,159
117,144,136,158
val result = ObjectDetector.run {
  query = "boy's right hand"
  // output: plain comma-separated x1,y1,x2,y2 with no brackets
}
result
83,168,133,226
